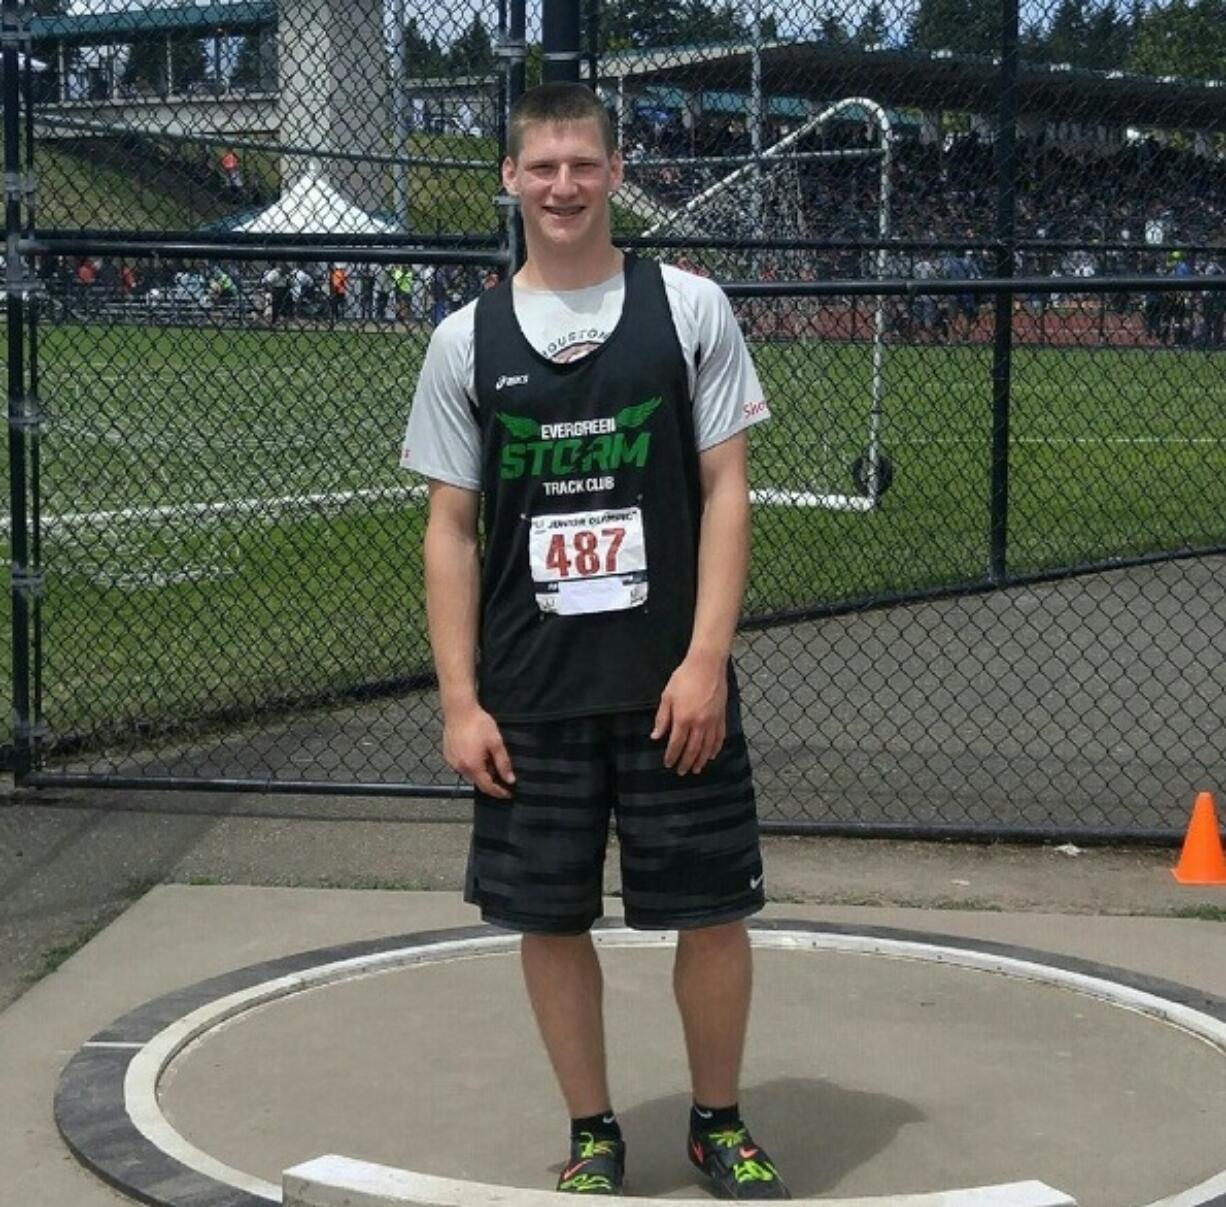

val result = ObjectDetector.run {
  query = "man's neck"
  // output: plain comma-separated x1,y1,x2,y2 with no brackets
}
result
516,244,623,293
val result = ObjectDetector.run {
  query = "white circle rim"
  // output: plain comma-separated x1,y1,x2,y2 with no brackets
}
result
117,927,1226,1207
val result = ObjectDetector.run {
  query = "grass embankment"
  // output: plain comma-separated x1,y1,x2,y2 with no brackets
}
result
26,129,641,234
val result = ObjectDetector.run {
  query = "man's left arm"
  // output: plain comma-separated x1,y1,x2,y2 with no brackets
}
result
651,432,750,775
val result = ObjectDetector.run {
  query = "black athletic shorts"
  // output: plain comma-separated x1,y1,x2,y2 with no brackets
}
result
464,698,765,934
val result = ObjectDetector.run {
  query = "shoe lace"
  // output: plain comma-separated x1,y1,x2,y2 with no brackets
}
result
704,1129,780,1184
733,1157,779,1184
707,1126,748,1149
559,1170,614,1192
576,1132,619,1159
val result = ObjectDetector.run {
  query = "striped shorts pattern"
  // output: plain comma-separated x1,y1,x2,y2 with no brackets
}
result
465,703,765,934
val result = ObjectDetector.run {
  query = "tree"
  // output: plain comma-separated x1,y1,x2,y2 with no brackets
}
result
1019,19,1048,60
169,33,206,90
907,0,969,50
1043,0,1091,64
600,0,751,49
816,8,849,45
1130,0,1226,81
403,17,445,79
122,35,165,94
447,15,494,75
688,1,743,43
1084,1,1129,68
907,0,998,55
600,0,675,49
600,0,663,49
230,34,263,90
855,2,889,47
1122,0,1146,59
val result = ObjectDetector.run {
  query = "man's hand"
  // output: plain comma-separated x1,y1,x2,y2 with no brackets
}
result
651,654,728,775
443,704,516,799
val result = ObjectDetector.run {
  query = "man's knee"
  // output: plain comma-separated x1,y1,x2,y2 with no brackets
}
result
522,930,596,958
676,919,748,953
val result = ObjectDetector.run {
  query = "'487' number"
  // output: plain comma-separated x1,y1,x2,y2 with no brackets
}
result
545,526,626,578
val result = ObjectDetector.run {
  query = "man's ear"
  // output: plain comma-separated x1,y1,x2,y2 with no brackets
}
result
609,150,624,193
501,156,518,195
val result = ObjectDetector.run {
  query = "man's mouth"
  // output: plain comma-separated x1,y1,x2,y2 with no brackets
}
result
545,205,584,218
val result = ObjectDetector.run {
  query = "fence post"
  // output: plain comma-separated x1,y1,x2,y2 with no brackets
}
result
542,0,581,84
4,0,32,781
584,0,599,86
390,0,408,231
496,0,527,275
989,0,1020,585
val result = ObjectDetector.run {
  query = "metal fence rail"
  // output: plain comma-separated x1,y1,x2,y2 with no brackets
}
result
5,0,1225,842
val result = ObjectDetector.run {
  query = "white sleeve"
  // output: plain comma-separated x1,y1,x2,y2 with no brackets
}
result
399,303,480,490
665,266,770,451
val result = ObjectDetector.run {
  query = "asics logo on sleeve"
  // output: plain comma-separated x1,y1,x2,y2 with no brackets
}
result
495,374,530,390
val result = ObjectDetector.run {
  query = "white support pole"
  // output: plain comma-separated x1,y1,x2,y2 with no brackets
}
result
391,0,408,229
866,114,894,505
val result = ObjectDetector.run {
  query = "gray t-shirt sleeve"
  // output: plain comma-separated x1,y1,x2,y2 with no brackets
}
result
399,302,480,490
662,266,770,450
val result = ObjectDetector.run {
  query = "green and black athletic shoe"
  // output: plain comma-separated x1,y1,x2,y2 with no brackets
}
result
688,1125,791,1200
556,1131,626,1195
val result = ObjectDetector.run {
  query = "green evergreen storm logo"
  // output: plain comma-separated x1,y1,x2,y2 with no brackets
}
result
496,396,661,481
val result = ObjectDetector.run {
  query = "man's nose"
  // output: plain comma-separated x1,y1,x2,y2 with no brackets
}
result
552,165,578,194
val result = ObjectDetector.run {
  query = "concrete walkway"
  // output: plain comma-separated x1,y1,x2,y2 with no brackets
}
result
6,886,1226,1207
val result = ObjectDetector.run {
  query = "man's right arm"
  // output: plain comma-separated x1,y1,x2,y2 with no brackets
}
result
424,481,515,799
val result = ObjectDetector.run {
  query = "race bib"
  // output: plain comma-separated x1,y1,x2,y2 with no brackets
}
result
528,506,648,616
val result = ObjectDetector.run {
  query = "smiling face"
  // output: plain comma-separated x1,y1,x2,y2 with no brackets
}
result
503,117,623,271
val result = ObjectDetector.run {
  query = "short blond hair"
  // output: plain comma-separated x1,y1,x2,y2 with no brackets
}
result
508,82,616,160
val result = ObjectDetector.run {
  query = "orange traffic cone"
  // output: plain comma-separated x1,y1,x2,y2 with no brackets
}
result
1172,792,1226,885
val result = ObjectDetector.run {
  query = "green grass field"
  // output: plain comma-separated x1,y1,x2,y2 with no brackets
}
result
1,320,1223,752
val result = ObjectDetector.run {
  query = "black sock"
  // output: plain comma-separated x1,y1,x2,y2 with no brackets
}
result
570,1111,622,1143
691,1101,741,1135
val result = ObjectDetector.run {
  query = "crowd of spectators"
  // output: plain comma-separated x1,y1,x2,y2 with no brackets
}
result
619,109,1224,345
623,108,1226,251
42,255,497,329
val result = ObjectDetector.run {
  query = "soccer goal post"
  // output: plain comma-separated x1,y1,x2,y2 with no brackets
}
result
641,97,896,513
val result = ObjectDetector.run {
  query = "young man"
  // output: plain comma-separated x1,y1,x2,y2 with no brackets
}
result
401,82,788,1200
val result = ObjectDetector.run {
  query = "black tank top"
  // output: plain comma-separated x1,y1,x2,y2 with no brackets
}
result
472,256,701,721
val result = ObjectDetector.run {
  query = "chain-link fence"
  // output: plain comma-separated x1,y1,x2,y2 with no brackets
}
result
4,0,1224,839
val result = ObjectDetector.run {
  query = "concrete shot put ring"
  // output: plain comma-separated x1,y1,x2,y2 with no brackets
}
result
55,919,1226,1207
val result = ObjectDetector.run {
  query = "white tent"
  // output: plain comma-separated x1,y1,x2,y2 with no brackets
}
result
232,166,400,236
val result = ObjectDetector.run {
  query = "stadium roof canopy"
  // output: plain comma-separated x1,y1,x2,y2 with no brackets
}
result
31,2,275,42
600,40,1226,134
